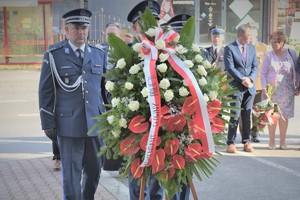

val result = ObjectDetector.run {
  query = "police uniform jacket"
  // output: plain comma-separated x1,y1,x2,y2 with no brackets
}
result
38,40,107,137
206,45,225,70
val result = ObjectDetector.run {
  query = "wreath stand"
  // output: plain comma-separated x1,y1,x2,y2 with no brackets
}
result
139,175,199,200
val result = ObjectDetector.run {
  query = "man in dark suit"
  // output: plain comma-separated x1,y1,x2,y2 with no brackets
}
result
206,26,225,71
224,24,258,153
38,8,107,200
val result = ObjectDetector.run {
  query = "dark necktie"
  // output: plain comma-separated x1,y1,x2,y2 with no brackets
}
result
214,48,218,57
76,49,83,63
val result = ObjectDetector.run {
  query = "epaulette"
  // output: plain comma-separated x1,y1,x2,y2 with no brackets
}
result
47,40,66,52
89,43,105,52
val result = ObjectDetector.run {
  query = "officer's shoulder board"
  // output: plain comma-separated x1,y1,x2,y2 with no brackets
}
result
47,41,66,53
88,43,105,52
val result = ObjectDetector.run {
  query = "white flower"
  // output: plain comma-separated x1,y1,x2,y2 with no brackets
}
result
208,91,218,101
204,93,209,102
198,77,207,86
164,90,174,102
195,54,203,63
159,78,171,89
176,45,188,54
141,87,148,97
197,65,207,76
111,97,120,107
203,60,212,69
192,43,201,52
145,28,156,37
119,118,127,128
179,87,189,97
157,63,168,73
116,58,126,69
107,115,115,125
112,129,121,138
173,35,180,43
132,43,142,52
105,81,114,92
184,60,194,68
129,64,140,74
125,82,134,90
159,53,169,62
128,100,140,111
156,39,166,49
138,53,145,60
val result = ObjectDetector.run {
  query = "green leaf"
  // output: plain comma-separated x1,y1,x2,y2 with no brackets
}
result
140,8,158,32
179,16,195,48
107,34,134,67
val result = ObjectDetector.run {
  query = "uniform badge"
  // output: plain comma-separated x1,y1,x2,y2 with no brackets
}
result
65,48,70,54
65,78,70,84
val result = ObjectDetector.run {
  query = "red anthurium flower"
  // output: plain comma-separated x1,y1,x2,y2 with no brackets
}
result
199,152,213,159
171,154,185,169
164,138,180,155
261,115,268,123
166,114,186,132
160,105,171,126
210,117,224,134
140,133,162,151
131,158,144,179
120,135,140,155
182,96,198,116
184,143,203,162
207,100,221,119
129,115,149,134
149,106,171,126
188,118,205,140
151,149,166,174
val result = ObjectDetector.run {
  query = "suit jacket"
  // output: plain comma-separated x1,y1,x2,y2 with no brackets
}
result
39,40,107,137
206,46,225,70
224,41,258,94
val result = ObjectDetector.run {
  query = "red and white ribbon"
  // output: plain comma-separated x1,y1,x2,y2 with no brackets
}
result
140,28,215,167
140,34,161,167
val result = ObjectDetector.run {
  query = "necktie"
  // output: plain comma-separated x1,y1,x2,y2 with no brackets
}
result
214,48,218,57
76,49,83,63
242,46,247,62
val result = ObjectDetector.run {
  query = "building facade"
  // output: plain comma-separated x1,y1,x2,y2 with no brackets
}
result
0,0,299,65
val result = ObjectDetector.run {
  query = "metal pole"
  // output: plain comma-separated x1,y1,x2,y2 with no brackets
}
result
101,8,104,44
194,0,200,44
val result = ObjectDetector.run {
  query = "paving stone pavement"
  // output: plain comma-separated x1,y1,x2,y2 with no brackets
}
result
0,157,118,200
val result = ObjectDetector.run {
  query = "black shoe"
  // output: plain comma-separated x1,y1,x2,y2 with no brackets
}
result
251,137,260,143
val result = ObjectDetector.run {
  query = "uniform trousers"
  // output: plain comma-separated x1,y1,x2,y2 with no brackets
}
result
58,136,103,200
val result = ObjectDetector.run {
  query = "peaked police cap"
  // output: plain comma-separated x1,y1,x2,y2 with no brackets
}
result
63,8,92,26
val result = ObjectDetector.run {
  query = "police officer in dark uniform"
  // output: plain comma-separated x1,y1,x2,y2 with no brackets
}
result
161,13,191,33
127,1,190,199
206,26,226,70
38,8,107,200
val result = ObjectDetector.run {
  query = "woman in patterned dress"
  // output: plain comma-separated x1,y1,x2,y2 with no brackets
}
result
260,31,299,150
